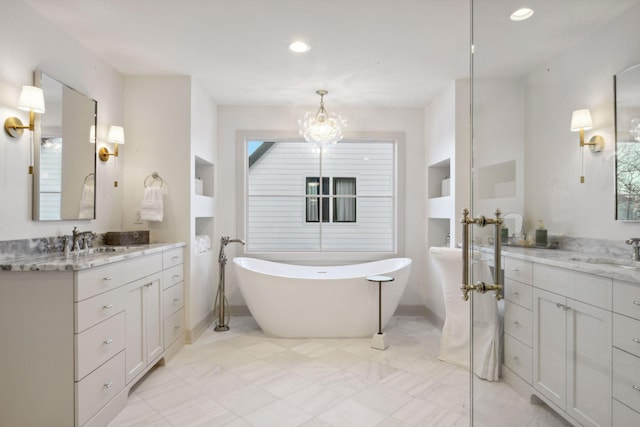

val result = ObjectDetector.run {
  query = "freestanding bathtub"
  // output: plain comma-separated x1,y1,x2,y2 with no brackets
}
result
232,257,412,338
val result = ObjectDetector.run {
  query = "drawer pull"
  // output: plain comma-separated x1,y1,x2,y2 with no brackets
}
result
172,274,180,279
103,381,114,389
174,324,181,330
102,304,114,310
103,276,113,281
512,321,521,327
634,301,640,306
172,256,180,260
633,338,640,344
510,268,519,272
511,355,519,360
144,283,153,287
634,385,640,392
103,339,113,345
173,298,180,302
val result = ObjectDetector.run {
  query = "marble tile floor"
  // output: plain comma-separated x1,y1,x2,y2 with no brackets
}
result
108,315,570,427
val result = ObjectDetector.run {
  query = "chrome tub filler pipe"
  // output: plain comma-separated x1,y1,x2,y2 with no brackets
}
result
214,236,245,331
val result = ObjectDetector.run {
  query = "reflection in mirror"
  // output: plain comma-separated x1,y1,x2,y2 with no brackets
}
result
615,64,640,221
503,212,523,237
33,71,97,220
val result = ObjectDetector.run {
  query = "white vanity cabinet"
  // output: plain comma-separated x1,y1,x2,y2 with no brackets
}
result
611,280,640,424
0,244,185,427
532,264,612,427
503,258,533,384
162,247,185,352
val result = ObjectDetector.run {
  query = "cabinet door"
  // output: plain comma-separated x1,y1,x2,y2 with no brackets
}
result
533,288,567,409
566,299,612,427
145,277,163,363
125,272,162,384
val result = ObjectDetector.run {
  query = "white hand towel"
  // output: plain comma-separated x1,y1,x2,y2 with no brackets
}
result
78,183,95,219
140,186,164,222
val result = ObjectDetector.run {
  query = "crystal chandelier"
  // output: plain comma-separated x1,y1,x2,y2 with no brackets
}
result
299,90,347,147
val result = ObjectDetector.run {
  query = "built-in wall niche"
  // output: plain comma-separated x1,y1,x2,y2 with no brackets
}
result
428,218,451,248
195,216,214,255
428,158,451,199
194,156,214,197
477,160,516,200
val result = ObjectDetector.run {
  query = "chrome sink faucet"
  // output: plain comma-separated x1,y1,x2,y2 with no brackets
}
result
72,226,96,251
626,238,640,261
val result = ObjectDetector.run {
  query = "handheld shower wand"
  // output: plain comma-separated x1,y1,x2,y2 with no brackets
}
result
214,236,245,331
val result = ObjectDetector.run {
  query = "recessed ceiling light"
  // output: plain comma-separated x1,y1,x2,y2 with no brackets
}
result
510,7,534,21
288,41,311,53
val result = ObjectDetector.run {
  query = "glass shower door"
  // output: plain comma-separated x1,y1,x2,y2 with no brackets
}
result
469,1,638,426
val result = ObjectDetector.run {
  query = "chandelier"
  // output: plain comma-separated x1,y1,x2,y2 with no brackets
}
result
298,90,347,147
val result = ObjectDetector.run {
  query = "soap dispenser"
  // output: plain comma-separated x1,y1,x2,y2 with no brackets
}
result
535,220,547,247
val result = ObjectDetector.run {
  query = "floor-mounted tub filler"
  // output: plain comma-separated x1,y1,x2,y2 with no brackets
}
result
233,257,412,338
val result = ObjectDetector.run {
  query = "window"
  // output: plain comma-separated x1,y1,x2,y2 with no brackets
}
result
243,136,399,254
305,177,356,223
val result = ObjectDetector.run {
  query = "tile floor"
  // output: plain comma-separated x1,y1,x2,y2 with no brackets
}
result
108,315,570,427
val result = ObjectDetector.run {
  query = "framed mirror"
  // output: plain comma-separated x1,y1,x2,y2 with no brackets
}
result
615,64,640,221
33,71,97,221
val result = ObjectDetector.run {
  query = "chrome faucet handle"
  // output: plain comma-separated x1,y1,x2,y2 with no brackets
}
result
626,238,640,246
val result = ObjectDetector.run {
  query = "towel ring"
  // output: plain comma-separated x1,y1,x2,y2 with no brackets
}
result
144,172,164,188
83,173,95,185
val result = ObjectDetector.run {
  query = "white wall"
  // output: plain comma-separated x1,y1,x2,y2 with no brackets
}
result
0,0,123,240
217,106,426,309
523,4,640,239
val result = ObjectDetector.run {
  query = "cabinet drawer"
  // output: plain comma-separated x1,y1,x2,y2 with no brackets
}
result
75,286,125,333
163,282,184,318
163,248,184,269
75,253,162,301
164,308,184,348
504,301,532,347
76,351,125,427
533,263,612,310
613,347,640,413
613,398,640,427
504,278,532,310
75,312,125,380
613,313,640,358
163,264,184,290
613,280,640,320
504,258,532,284
504,334,532,384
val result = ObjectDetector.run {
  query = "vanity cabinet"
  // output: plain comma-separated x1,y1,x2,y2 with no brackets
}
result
124,272,163,383
503,258,533,384
532,264,612,427
0,245,184,427
611,280,640,424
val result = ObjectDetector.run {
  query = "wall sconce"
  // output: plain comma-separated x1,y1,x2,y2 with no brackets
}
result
570,109,604,183
4,85,45,138
99,125,125,161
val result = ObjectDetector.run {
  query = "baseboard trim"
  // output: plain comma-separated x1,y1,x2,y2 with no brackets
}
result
423,307,444,330
186,311,214,344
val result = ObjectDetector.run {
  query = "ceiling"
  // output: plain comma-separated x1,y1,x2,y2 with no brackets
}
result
23,0,640,108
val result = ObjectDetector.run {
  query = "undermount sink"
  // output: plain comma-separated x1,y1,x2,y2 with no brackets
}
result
568,256,640,270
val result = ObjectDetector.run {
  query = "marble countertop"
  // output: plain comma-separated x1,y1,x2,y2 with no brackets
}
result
0,242,185,272
490,246,640,284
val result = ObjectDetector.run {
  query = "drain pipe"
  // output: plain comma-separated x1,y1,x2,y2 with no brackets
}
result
214,236,245,331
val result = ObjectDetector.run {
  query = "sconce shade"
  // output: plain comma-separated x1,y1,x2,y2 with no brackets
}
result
107,125,125,145
99,125,125,162
570,109,593,131
17,86,45,114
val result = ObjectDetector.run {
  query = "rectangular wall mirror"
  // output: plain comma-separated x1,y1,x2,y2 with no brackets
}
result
33,71,97,221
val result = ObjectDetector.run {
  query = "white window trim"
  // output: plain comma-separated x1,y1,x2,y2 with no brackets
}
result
236,130,405,263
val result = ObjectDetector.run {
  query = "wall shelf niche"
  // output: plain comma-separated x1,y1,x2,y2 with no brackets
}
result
428,158,451,199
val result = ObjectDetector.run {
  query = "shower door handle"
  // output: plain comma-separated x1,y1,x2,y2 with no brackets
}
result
460,208,503,301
